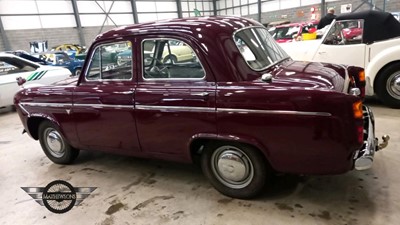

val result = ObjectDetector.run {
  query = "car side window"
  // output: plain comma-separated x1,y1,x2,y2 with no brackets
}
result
142,39,205,79
323,19,364,45
0,61,18,75
86,41,132,81
0,59,36,76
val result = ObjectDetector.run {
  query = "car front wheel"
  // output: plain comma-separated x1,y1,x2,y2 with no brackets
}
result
201,142,270,199
376,63,400,108
38,121,79,164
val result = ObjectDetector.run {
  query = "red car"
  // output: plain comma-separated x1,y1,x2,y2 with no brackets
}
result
341,20,363,40
270,21,319,43
14,16,388,199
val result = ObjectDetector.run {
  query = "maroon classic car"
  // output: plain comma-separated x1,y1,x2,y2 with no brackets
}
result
14,16,389,199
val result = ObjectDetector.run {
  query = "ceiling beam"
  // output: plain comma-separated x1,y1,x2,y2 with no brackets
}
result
71,0,86,46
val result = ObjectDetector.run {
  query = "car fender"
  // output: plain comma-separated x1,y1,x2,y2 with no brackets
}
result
366,44,400,91
25,113,64,140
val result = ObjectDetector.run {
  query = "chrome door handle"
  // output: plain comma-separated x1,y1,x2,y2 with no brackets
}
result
191,92,209,97
121,91,134,95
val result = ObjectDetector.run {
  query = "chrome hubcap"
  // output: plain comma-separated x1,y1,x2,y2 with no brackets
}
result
44,128,65,158
387,72,400,100
211,146,254,189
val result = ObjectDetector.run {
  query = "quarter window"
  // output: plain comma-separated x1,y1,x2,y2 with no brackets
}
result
142,39,205,79
86,41,132,80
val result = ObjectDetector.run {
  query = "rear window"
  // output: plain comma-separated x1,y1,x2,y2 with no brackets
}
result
234,27,289,71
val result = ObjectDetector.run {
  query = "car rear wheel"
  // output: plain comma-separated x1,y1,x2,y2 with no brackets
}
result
38,121,79,164
201,142,270,199
376,63,400,108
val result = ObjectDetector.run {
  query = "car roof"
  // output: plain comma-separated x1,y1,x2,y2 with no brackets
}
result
336,10,400,43
94,16,262,42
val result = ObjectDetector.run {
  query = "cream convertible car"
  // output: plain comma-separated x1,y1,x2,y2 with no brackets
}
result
0,53,71,108
279,11,400,108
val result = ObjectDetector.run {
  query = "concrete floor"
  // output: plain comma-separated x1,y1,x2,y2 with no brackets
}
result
0,98,399,225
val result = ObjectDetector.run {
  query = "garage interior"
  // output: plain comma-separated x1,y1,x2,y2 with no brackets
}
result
1,0,400,225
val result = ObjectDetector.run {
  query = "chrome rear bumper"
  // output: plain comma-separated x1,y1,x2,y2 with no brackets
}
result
354,105,390,170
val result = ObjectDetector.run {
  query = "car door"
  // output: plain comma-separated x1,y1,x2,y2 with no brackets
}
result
312,19,366,68
73,40,140,153
135,37,217,157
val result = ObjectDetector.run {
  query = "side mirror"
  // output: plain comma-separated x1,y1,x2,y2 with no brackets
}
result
16,77,26,86
261,73,273,83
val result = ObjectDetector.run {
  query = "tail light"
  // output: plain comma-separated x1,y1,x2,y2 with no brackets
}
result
358,70,365,98
352,100,363,119
353,100,364,144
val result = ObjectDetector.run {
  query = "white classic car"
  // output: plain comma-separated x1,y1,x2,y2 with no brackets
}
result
279,11,400,108
0,53,71,108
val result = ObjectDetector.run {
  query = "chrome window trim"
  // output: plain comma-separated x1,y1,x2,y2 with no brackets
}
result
84,40,133,82
141,38,206,81
20,102,331,116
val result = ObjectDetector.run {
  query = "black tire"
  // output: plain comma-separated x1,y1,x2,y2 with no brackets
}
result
375,63,400,108
74,68,81,77
163,55,177,64
201,142,271,199
38,121,79,164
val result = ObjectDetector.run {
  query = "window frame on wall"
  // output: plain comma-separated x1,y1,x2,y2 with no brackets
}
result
77,0,134,27
181,0,214,18
136,0,178,23
0,0,77,30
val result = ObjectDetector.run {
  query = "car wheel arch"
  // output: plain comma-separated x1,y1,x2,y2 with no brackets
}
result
373,60,400,92
27,116,62,140
373,60,400,108
189,134,274,169
367,45,400,89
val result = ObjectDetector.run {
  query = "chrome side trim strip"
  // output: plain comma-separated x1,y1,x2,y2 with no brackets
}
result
217,108,332,117
73,103,133,109
136,105,215,112
20,102,331,116
20,102,72,108
137,105,331,116
20,102,133,109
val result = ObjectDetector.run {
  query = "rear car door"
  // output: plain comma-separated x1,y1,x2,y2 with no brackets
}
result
72,40,140,153
135,37,217,159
